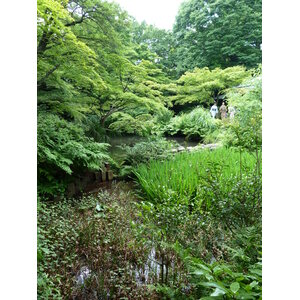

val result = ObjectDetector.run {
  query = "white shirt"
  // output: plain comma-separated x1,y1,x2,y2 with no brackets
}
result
210,105,218,117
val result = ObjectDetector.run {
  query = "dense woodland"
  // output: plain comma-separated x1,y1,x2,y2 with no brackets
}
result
37,0,262,299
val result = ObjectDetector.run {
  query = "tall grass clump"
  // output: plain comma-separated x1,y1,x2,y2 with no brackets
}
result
134,147,257,206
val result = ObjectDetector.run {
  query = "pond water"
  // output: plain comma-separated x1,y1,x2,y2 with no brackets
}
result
108,135,199,148
81,182,182,290
108,135,200,159
134,247,167,286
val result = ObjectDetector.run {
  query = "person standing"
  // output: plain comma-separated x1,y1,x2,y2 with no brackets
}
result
210,102,218,118
220,102,227,119
228,106,236,119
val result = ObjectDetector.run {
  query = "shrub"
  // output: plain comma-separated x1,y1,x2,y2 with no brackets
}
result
165,107,219,141
37,113,111,197
197,167,261,230
118,137,178,177
223,75,262,153
182,253,261,299
108,112,157,137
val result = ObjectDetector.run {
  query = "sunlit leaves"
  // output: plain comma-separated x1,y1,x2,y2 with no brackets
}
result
170,66,250,106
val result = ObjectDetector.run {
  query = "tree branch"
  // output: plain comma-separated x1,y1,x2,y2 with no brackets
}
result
100,106,123,126
37,64,60,88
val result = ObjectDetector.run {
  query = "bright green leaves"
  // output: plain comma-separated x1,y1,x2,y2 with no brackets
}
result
101,57,172,136
170,66,250,107
131,21,177,77
134,147,257,205
223,74,262,156
165,106,219,141
230,282,240,294
37,0,106,119
181,253,262,299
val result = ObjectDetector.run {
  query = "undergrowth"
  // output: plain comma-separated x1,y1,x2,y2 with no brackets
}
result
37,183,158,299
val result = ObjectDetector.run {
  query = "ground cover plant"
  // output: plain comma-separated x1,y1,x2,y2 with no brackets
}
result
38,183,160,299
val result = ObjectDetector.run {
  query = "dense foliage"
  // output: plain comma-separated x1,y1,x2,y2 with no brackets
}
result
37,0,262,298
121,138,174,166
223,75,262,154
37,112,110,196
134,148,258,207
37,185,159,299
165,107,219,141
173,0,262,75
37,0,172,196
169,66,250,107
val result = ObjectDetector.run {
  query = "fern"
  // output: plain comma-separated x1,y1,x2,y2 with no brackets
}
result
165,107,219,141
38,112,111,196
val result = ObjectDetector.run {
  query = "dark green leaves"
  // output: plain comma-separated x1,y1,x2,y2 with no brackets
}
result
173,0,262,74
37,113,110,196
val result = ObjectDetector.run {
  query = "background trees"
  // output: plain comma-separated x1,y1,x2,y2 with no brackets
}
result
132,21,177,77
129,0,262,79
173,0,262,75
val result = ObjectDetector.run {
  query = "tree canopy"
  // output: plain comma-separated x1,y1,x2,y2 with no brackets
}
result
173,0,262,75
169,66,250,107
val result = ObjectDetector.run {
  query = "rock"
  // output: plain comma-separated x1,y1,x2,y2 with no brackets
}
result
178,146,185,152
202,143,219,149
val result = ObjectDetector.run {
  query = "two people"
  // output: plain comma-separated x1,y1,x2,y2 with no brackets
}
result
210,102,236,119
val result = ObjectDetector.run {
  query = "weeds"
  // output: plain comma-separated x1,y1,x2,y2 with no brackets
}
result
38,146,261,299
37,183,159,299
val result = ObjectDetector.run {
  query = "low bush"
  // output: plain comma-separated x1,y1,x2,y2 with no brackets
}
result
118,137,178,177
165,107,219,141
198,168,261,230
37,113,111,197
222,75,262,154
177,243,261,299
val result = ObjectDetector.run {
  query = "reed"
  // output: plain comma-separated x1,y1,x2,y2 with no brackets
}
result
134,147,257,204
